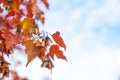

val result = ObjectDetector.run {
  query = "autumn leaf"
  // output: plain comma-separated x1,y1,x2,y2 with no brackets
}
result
0,17,5,26
5,21,14,29
5,10,21,18
26,3,33,18
11,0,20,10
49,45,67,61
0,0,2,3
1,31,19,50
23,40,41,66
0,7,3,13
5,11,16,18
42,0,49,9
38,48,45,61
52,31,66,50
22,18,34,34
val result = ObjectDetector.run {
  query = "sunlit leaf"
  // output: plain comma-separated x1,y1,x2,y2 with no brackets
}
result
0,17,5,26
23,40,40,66
5,10,21,18
1,31,19,50
26,3,33,18
49,45,67,61
11,0,20,10
22,18,34,34
5,21,13,29
52,31,66,50
0,7,3,13
38,48,45,61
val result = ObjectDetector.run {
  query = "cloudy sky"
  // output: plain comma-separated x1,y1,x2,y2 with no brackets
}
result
5,0,120,80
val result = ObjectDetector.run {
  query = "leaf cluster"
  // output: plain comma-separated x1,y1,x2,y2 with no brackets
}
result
0,0,67,79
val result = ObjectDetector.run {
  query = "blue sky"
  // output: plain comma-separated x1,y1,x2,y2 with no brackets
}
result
4,0,120,80
44,0,120,80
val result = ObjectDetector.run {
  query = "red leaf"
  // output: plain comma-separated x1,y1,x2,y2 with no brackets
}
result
5,21,14,29
5,10,21,18
1,31,19,50
6,11,15,18
42,0,49,9
49,45,67,61
0,7,3,13
38,48,45,61
52,31,66,50
0,17,5,26
0,0,2,3
23,40,41,66
26,3,33,18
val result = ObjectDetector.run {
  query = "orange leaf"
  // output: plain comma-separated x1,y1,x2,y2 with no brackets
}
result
0,7,3,13
42,0,49,9
11,0,20,10
38,48,45,61
23,40,40,66
52,31,66,50
0,17,5,26
49,45,67,61
1,31,19,50
26,3,33,18
5,10,21,18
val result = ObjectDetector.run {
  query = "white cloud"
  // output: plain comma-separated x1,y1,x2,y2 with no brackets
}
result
82,0,120,29
50,45,120,80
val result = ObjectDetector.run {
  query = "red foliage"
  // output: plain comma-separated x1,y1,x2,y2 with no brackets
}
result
0,0,67,79
0,7,3,13
52,31,66,50
49,44,67,61
1,30,19,50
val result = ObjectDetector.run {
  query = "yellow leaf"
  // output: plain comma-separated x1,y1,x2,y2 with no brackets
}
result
22,18,33,34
